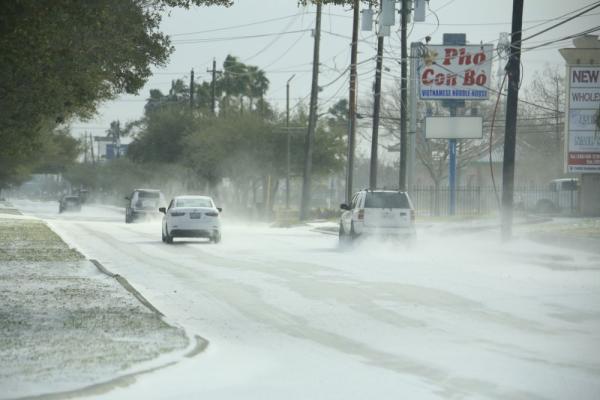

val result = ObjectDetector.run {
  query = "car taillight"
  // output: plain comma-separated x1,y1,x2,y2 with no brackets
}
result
170,211,185,217
358,209,364,220
205,211,219,217
410,209,415,223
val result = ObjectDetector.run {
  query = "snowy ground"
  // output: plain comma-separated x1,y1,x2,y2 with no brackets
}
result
0,208,189,399
8,199,600,400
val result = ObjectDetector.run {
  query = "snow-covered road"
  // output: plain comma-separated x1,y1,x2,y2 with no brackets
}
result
14,200,600,400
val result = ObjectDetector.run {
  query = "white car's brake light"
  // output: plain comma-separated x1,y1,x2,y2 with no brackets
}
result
170,211,185,217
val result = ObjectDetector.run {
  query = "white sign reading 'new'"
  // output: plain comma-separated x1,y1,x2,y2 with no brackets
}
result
565,66,600,173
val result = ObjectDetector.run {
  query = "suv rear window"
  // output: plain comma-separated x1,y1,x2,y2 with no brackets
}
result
138,191,160,199
364,192,410,209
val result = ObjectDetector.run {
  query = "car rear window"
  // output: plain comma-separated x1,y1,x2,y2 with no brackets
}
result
138,191,160,199
175,198,212,208
364,192,410,209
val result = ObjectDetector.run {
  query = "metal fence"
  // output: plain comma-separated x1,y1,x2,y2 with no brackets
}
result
410,185,578,216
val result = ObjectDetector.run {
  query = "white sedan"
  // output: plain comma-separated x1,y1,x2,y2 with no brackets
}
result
159,195,222,244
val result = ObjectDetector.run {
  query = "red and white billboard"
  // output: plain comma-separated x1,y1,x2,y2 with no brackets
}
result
565,66,600,173
419,44,494,100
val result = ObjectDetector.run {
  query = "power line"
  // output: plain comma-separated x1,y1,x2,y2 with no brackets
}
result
243,11,304,62
169,13,305,36
171,29,311,44
522,25,600,52
520,1,600,43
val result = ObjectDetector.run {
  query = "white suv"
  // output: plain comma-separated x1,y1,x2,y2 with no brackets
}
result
339,189,416,243
125,189,166,223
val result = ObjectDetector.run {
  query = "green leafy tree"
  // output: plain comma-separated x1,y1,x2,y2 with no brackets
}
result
0,0,231,188
33,128,80,174
127,107,195,164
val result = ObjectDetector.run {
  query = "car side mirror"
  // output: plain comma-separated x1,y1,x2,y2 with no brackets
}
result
340,203,350,210
217,207,222,212
159,207,166,214
125,196,130,200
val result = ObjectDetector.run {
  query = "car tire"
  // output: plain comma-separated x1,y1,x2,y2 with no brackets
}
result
164,225,173,244
338,224,349,246
349,222,358,241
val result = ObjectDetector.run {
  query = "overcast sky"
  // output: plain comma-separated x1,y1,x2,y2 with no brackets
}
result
71,0,600,139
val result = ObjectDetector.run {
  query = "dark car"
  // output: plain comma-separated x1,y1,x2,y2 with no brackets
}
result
59,195,82,213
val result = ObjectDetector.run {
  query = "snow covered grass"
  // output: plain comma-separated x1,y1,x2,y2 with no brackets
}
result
523,217,600,238
0,216,189,399
0,217,83,262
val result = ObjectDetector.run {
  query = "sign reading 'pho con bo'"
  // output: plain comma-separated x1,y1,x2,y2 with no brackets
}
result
419,44,494,101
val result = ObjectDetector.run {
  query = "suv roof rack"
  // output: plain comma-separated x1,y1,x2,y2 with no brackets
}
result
361,187,402,192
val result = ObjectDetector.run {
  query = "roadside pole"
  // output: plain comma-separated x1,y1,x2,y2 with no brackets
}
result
398,0,408,191
189,68,194,109
407,43,420,191
449,103,458,215
346,0,360,203
501,0,524,241
370,34,384,190
286,74,295,209
207,59,221,115
300,3,322,220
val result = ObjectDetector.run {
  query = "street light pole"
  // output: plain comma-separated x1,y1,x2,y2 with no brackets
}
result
286,74,296,209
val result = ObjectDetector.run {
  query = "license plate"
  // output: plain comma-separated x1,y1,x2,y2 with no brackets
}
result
190,212,202,219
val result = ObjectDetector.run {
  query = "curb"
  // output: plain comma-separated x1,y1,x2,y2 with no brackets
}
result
13,335,208,400
310,227,338,236
90,259,164,317
9,260,212,400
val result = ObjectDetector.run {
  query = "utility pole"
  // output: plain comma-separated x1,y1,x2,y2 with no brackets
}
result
207,58,221,115
189,68,195,109
370,33,384,189
408,42,421,191
83,134,88,164
89,133,95,165
501,0,524,241
300,2,322,220
346,0,360,203
286,74,295,209
399,0,408,191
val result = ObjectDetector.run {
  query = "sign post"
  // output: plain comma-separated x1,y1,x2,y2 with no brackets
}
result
417,34,492,215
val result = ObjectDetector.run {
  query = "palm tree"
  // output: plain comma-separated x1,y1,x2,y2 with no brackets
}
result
247,66,269,113
220,55,249,114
